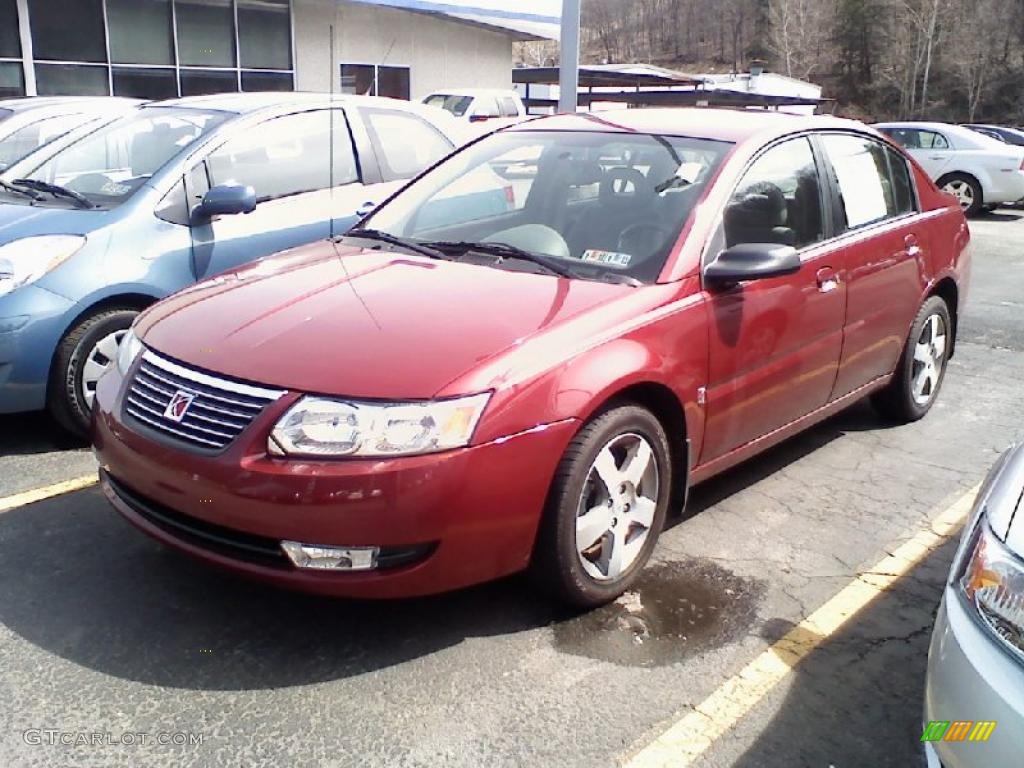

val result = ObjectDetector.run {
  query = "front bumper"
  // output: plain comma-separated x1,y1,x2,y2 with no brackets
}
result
92,363,578,599
923,590,1024,768
0,285,75,413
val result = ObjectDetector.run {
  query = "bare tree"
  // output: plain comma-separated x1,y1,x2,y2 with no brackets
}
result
768,0,831,78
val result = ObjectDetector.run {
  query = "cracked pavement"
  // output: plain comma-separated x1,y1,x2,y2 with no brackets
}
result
0,212,1022,767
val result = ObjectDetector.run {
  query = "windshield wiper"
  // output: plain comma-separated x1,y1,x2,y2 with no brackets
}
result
427,240,577,279
0,179,43,202
343,229,450,261
12,178,94,209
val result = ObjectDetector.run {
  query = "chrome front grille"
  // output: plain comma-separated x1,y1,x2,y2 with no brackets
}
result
124,350,284,451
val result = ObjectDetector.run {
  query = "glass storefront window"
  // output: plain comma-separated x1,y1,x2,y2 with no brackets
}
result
107,0,174,66
180,68,238,96
35,64,109,96
340,64,410,100
176,0,237,68
113,67,179,99
238,0,291,70
0,63,25,99
29,0,108,63
0,0,21,58
241,71,293,91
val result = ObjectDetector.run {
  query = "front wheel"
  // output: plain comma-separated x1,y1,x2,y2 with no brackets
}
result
48,308,139,438
531,404,671,607
871,296,951,422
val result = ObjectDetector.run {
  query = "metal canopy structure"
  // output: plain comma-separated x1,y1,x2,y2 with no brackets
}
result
346,0,562,40
515,64,706,89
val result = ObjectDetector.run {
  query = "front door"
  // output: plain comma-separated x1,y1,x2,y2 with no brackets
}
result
187,108,366,281
701,136,847,462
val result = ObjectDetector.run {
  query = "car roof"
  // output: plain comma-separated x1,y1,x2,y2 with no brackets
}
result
425,88,517,97
147,91,447,118
508,107,869,144
0,96,141,113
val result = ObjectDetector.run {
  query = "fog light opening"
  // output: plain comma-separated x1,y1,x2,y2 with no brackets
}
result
280,541,379,571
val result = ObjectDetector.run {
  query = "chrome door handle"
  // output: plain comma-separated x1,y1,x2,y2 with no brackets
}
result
816,267,839,293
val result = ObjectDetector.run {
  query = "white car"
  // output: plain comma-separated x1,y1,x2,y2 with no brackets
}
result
875,121,1024,215
423,88,527,138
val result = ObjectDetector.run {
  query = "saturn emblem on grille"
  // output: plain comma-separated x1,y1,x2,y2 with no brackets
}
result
164,390,197,423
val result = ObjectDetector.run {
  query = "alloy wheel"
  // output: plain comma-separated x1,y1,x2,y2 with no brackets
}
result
911,313,947,406
942,180,974,209
575,433,659,582
80,329,127,409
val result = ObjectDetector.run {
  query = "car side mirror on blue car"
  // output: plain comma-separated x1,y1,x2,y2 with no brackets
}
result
191,184,257,223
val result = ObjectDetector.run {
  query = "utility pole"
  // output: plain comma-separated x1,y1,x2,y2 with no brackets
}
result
558,0,581,113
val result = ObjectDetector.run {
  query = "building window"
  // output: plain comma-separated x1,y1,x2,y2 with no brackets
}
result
238,0,292,70
18,0,294,100
0,0,22,59
176,0,237,68
0,63,24,99
112,67,179,99
107,0,175,66
35,63,110,96
340,64,411,100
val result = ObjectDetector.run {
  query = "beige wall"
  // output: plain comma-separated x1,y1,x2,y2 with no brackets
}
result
293,0,514,99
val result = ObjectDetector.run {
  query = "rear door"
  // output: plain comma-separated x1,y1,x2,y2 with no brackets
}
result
817,133,927,398
188,108,365,280
701,135,847,462
905,128,953,180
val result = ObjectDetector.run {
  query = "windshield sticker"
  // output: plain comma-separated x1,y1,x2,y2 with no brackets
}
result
582,249,633,268
100,180,132,196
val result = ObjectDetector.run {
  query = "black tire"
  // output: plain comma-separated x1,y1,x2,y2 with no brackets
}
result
871,296,952,423
48,308,139,438
530,404,672,607
937,172,983,216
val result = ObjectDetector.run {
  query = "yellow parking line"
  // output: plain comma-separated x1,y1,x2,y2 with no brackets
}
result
0,474,98,513
623,483,981,768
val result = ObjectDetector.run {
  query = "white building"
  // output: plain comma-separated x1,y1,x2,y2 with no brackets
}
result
0,0,559,101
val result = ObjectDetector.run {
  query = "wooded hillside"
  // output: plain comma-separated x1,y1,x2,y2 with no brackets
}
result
519,0,1024,123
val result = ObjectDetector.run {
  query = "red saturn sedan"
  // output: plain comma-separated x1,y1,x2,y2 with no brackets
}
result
92,109,970,606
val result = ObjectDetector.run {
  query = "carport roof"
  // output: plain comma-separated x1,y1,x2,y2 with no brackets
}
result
514,64,706,88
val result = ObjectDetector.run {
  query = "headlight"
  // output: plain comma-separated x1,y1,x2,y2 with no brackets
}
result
116,328,144,375
0,235,86,297
268,393,491,458
958,519,1024,660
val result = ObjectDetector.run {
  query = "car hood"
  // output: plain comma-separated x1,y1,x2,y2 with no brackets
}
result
0,200,109,240
136,242,631,400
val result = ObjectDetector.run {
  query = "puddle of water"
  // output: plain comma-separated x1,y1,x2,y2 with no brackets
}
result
552,558,764,667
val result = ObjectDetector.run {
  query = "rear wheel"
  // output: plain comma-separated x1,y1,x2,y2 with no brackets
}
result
871,296,951,422
48,308,139,438
531,404,671,607
938,173,983,216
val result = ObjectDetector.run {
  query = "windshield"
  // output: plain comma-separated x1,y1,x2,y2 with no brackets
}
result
17,107,230,207
0,113,102,171
363,129,730,284
425,94,474,118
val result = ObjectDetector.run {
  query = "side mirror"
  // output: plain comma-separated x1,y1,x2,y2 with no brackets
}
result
191,183,256,222
704,243,802,289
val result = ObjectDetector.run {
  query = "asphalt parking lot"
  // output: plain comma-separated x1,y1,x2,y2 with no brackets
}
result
1,212,1023,768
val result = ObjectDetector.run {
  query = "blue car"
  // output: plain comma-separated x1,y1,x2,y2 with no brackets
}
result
0,92,461,435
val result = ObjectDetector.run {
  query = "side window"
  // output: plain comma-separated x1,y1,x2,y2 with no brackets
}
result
724,137,823,250
206,110,358,202
361,108,453,182
473,97,501,119
499,97,519,118
919,130,949,150
886,147,916,215
821,134,911,229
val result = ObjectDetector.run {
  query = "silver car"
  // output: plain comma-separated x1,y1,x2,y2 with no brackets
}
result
924,443,1024,767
